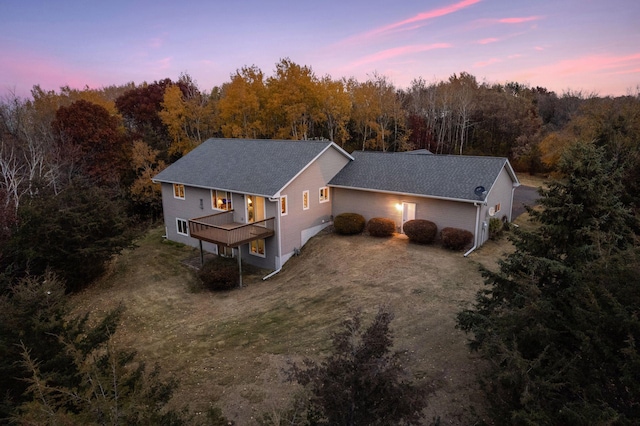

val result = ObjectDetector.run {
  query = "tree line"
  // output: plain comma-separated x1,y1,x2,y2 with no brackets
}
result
1,58,639,423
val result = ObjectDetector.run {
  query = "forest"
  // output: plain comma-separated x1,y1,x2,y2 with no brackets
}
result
1,58,639,424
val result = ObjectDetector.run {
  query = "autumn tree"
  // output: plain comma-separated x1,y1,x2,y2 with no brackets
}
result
457,143,639,424
349,79,380,151
218,65,267,138
318,76,351,146
128,139,166,217
265,58,322,140
159,73,218,157
52,99,128,188
115,78,175,152
290,306,429,425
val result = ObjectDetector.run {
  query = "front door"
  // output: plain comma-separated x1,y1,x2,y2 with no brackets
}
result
401,202,416,233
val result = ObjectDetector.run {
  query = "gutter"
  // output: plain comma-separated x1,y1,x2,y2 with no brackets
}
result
464,202,482,257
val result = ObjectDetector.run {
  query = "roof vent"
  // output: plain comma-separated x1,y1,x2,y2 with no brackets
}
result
474,186,486,198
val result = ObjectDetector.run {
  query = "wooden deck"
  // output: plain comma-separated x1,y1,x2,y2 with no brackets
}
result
188,210,275,247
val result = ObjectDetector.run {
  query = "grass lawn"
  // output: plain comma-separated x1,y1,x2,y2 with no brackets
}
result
71,222,522,425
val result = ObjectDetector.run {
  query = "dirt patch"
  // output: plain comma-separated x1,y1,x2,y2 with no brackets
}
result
71,227,512,425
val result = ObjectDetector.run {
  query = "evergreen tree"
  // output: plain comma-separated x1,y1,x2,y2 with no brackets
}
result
290,306,429,426
457,142,640,424
1,182,132,292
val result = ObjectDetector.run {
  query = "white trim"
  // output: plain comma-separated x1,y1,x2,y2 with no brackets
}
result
319,186,330,203
274,142,354,196
176,218,189,236
249,239,266,258
173,183,185,200
211,189,232,211
302,190,310,210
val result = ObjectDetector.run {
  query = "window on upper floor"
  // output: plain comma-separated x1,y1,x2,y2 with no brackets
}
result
212,190,232,211
173,184,185,199
319,186,330,203
281,195,288,216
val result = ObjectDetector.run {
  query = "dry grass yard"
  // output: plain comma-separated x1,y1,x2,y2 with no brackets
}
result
72,216,528,425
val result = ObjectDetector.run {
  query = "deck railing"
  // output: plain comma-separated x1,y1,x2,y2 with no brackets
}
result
188,210,275,247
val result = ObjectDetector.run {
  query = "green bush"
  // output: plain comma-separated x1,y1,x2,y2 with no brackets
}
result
488,217,503,240
198,257,239,291
334,213,366,235
367,217,396,237
441,227,473,250
403,219,437,244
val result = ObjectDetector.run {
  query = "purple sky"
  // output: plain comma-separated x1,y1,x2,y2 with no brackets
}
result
1,0,639,98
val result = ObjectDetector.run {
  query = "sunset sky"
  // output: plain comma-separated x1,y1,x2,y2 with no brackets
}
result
1,0,639,98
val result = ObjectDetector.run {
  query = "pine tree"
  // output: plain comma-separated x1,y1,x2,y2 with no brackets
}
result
290,306,429,426
457,142,640,424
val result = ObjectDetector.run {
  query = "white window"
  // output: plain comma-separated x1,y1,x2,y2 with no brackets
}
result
176,218,189,236
302,190,309,210
249,239,265,257
319,186,330,203
495,203,501,213
212,190,232,211
173,183,185,200
281,195,288,216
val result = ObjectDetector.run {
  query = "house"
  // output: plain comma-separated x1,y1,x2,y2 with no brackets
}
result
329,150,520,253
152,138,353,271
153,138,519,272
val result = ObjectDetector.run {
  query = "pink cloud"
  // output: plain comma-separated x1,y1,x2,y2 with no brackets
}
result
347,44,452,69
474,57,502,68
541,53,640,76
340,0,481,46
0,48,102,96
498,16,543,24
476,37,499,45
157,57,173,70
371,0,482,35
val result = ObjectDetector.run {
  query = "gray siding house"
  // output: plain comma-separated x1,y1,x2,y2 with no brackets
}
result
154,139,519,271
153,138,352,271
329,151,520,252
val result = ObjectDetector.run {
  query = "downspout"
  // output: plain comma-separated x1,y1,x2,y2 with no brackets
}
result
464,202,482,257
263,197,283,281
508,184,518,222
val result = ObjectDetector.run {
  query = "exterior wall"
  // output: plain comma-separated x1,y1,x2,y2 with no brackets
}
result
238,197,279,270
331,188,477,238
479,166,517,245
279,148,350,263
160,183,279,269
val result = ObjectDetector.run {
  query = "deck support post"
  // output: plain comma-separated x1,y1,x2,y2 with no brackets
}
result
237,247,243,288
199,240,204,267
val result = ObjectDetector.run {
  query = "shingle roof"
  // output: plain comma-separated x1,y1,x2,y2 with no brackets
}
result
329,151,516,202
153,138,348,197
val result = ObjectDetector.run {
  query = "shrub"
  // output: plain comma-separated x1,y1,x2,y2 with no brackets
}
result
334,213,366,235
403,219,437,244
488,217,503,240
367,217,396,237
198,257,239,291
441,227,473,250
